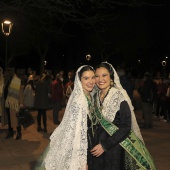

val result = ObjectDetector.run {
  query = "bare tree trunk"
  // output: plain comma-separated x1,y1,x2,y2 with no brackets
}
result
35,42,49,75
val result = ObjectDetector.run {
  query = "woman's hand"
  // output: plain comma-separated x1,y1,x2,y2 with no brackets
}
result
90,144,104,157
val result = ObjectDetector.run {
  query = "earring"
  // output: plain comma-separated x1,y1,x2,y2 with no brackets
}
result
110,80,114,86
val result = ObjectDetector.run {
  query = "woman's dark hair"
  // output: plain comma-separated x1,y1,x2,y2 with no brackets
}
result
78,66,94,80
95,62,114,80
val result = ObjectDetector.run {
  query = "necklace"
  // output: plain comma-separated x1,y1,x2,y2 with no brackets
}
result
85,94,99,137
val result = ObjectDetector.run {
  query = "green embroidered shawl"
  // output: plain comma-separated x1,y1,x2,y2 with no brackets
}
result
88,94,157,170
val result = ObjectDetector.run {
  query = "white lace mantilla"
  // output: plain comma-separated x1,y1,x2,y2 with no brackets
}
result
97,88,125,122
99,62,144,142
45,66,89,170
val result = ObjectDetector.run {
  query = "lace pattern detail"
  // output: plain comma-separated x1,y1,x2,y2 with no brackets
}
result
98,88,125,122
45,66,89,170
99,62,143,142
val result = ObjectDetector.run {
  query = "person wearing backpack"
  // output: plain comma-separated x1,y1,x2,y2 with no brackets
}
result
138,72,158,129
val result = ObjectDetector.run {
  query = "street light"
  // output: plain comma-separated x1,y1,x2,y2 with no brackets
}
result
161,60,166,78
1,20,13,68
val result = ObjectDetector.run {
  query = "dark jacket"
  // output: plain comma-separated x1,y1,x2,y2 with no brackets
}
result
119,76,134,100
138,79,157,103
160,82,170,102
34,75,52,109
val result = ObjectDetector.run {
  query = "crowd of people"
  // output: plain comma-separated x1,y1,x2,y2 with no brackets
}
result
138,73,170,128
0,62,170,169
0,67,75,139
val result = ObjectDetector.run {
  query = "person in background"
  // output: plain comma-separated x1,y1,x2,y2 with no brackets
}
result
51,73,64,125
3,68,24,140
159,79,170,122
23,79,35,109
117,67,135,101
64,70,74,92
65,81,74,102
64,70,75,103
155,78,164,118
27,70,35,82
91,62,156,170
138,72,158,129
34,74,52,133
56,69,64,85
57,69,66,107
0,67,5,126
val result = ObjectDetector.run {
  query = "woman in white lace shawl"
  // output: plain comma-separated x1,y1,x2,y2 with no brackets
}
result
34,65,96,170
90,62,156,170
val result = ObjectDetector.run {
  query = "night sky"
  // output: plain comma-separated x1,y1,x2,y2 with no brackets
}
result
0,1,170,77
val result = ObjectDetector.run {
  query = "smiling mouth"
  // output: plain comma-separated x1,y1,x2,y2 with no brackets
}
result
87,85,94,88
98,82,105,85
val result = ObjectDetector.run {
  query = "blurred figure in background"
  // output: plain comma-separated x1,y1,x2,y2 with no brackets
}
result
117,67,135,101
34,74,52,133
51,73,64,125
155,78,164,118
159,79,170,122
65,81,74,102
64,70,75,103
27,70,34,81
23,79,35,109
0,67,5,126
138,72,158,129
56,69,64,85
3,68,24,140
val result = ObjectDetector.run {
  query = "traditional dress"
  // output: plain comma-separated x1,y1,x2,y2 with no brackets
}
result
34,66,93,170
90,62,157,170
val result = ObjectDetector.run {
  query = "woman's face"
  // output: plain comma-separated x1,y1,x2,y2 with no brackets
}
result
95,67,111,90
80,70,95,94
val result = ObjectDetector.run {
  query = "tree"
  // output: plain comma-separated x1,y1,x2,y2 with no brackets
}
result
0,0,164,74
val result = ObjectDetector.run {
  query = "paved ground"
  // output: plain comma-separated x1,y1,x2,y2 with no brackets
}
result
0,91,170,170
0,108,63,170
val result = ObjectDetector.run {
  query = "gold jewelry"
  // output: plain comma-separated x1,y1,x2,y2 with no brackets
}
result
110,80,114,86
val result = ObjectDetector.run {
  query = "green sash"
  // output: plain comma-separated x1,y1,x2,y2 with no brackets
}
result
90,94,157,170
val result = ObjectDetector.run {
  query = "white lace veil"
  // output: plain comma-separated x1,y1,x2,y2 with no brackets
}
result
45,65,91,170
101,62,144,142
